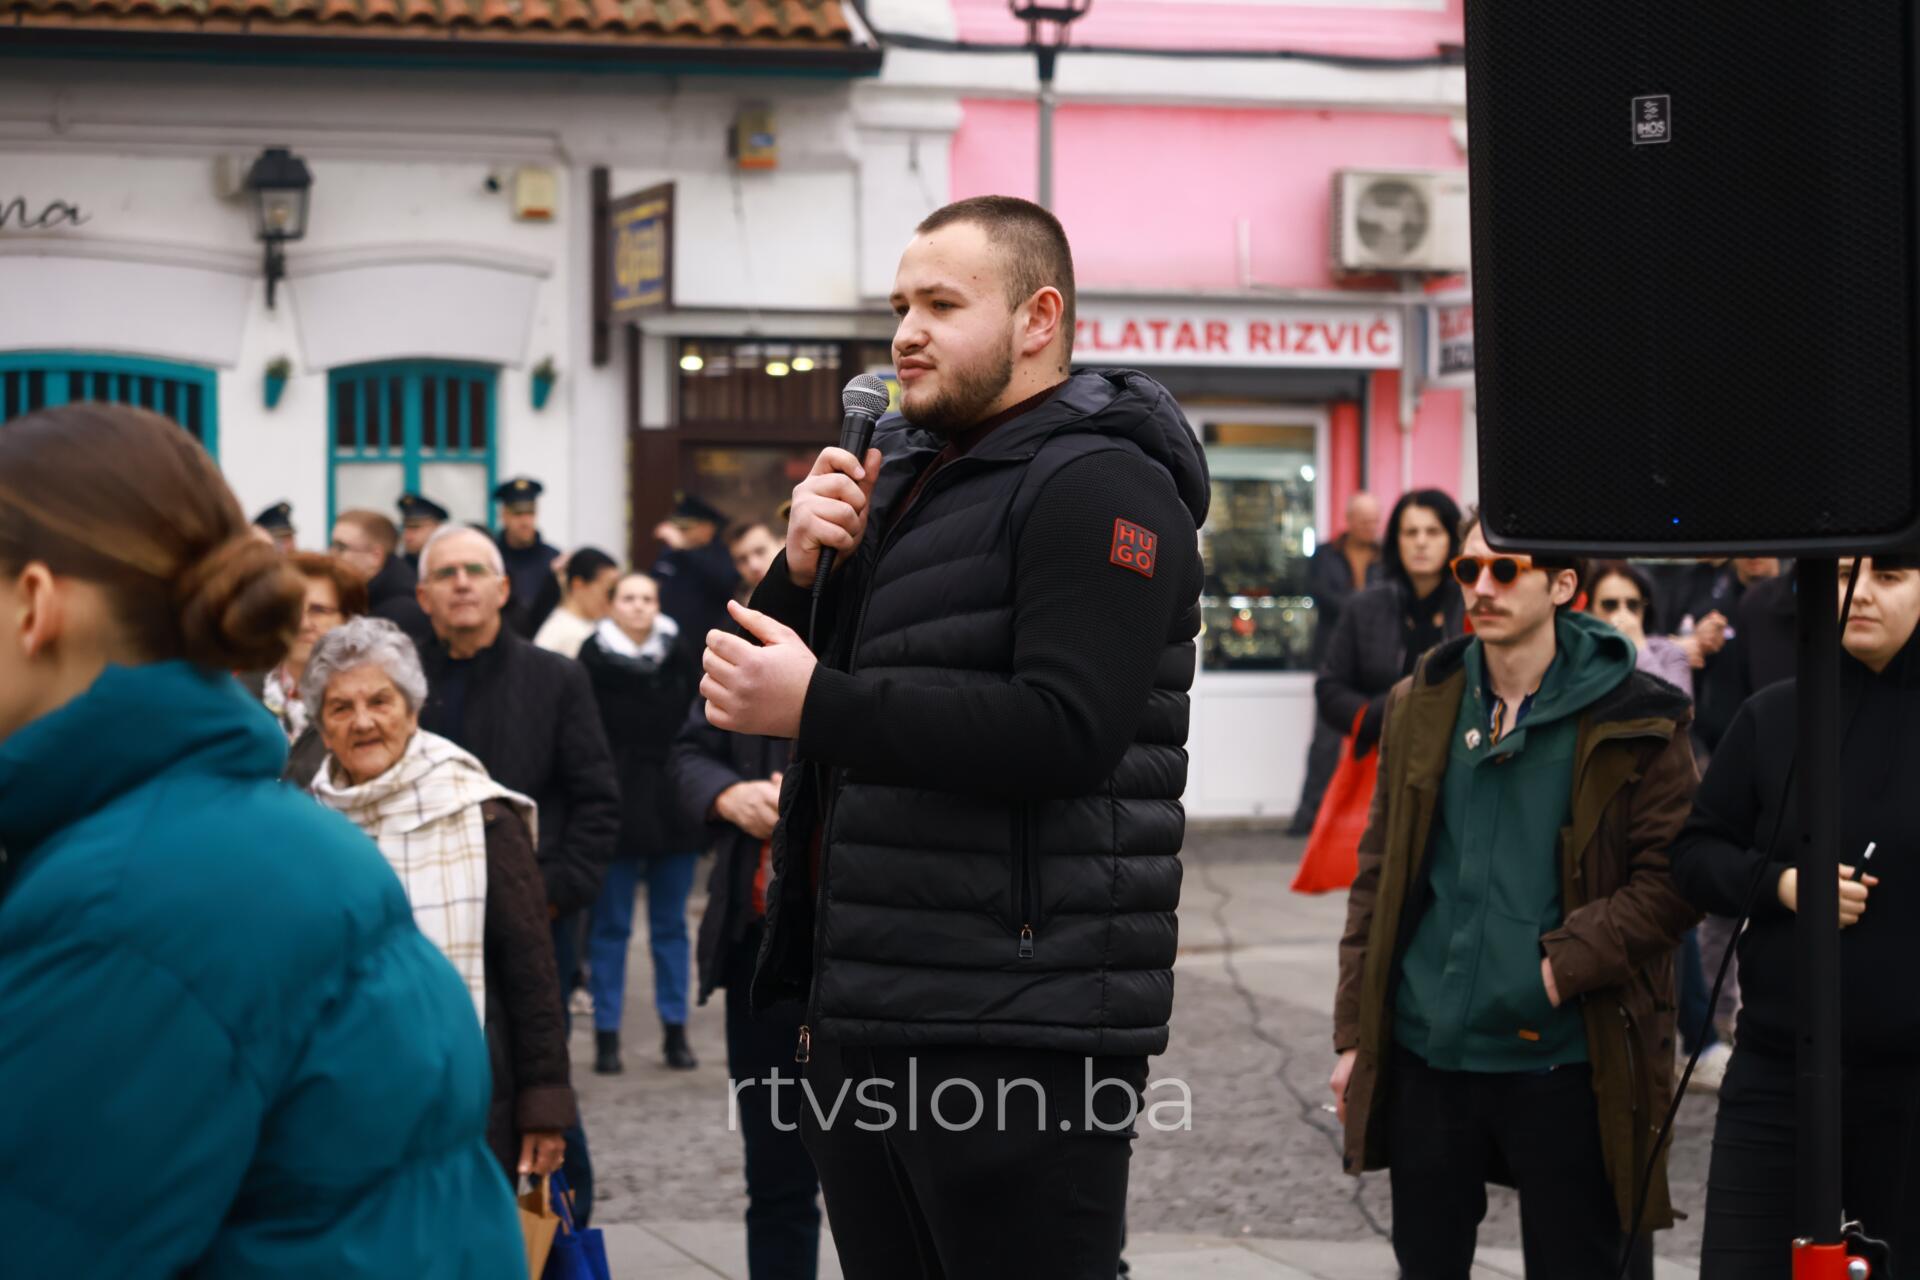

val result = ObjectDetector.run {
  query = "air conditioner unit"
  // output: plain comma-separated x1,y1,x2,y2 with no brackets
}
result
1331,168,1472,274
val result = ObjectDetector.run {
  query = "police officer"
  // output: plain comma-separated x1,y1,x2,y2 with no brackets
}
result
494,477,562,637
252,501,296,554
651,492,739,643
397,492,449,573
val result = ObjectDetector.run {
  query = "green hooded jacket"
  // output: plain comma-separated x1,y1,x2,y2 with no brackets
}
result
1395,611,1637,1071
1333,616,1701,1232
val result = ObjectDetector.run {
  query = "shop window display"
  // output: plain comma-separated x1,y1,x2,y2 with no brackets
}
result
1198,423,1319,672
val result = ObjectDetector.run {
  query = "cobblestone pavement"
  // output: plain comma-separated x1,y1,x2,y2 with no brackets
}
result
574,828,1713,1273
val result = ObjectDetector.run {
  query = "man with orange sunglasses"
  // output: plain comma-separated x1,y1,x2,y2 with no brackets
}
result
1331,511,1700,1277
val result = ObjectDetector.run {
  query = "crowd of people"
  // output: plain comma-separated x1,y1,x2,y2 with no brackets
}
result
1307,485,1919,1277
5,190,1908,1280
255,481,816,1243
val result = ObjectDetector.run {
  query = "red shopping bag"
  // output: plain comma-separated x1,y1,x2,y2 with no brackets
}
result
1290,708,1380,895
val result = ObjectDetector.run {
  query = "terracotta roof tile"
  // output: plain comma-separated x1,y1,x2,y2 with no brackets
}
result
3,0,857,47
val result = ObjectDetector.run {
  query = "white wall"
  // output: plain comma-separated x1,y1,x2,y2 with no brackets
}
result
0,61,952,556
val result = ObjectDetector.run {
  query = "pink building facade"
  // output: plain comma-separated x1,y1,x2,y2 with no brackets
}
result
930,0,1474,816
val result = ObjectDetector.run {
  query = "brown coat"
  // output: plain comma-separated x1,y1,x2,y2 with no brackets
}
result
480,799,577,1177
1332,636,1700,1232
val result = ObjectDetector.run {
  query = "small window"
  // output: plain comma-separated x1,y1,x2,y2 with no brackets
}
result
675,340,851,427
329,361,496,527
0,353,218,453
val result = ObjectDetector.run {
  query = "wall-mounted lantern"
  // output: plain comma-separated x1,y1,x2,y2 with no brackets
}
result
245,147,312,310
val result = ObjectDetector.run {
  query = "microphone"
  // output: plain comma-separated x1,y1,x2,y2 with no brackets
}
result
811,373,893,599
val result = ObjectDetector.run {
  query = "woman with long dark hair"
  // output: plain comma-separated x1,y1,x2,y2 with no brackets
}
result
1316,488,1468,755
1673,556,1920,1274
0,404,521,1276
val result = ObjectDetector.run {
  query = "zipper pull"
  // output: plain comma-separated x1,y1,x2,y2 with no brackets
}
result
1019,925,1034,959
795,1025,812,1065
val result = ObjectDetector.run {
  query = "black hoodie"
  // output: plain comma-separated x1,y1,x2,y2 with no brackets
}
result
1670,617,1920,1061
745,368,1208,1054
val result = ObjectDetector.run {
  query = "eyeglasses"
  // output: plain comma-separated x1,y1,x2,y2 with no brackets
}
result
428,562,497,583
1595,596,1646,615
304,603,342,621
328,539,373,557
1450,554,1538,587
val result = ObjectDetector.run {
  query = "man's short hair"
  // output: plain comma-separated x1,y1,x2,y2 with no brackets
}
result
335,509,399,555
420,523,506,578
916,195,1077,361
727,521,774,548
565,546,618,587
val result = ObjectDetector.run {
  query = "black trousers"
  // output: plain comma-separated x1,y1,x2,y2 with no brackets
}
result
1388,1045,1638,1280
550,914,594,1224
800,1038,1144,1279
1701,1047,1920,1278
725,927,824,1280
1289,714,1346,834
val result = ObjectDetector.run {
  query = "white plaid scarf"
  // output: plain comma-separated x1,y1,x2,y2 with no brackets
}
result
311,730,537,1025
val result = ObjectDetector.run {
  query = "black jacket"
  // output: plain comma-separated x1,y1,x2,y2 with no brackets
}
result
1670,622,1920,1062
417,627,621,915
497,534,562,639
1315,579,1466,749
367,554,430,639
1307,534,1383,668
578,626,705,859
653,541,741,644
1718,572,1797,710
667,700,792,1005
748,369,1208,1056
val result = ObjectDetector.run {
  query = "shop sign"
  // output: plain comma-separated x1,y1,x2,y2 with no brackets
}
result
1073,302,1400,369
607,183,673,316
1427,293,1474,389
0,197,89,231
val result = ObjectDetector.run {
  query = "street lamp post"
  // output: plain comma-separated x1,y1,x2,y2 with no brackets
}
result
245,147,313,311
1010,1,1093,211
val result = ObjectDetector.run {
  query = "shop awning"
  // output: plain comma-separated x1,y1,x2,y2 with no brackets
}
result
0,0,880,72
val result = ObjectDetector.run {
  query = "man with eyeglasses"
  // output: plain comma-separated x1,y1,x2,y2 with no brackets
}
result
413,524,620,1221
1331,511,1700,1278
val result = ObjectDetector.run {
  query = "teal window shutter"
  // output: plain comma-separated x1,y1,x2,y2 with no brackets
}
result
328,360,497,527
0,353,219,456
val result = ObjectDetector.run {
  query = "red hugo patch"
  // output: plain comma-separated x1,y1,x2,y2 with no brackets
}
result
1110,518,1158,578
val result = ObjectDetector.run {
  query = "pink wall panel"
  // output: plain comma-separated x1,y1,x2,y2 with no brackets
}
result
950,0,1462,58
1364,371,1464,504
950,100,1462,292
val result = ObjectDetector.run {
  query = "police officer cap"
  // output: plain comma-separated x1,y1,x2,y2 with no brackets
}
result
252,501,294,534
492,476,544,511
397,492,450,523
671,491,727,526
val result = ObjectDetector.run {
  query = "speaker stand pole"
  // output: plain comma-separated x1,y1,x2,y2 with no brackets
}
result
1790,558,1846,1277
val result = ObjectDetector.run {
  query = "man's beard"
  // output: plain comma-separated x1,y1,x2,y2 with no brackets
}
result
899,334,1015,437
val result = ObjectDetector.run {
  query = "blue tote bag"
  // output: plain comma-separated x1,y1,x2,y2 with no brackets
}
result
546,1171,611,1280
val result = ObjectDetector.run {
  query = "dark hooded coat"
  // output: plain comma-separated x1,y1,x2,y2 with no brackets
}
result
746,369,1210,1056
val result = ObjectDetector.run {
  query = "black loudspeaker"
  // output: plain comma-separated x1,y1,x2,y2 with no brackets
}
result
1464,3,1920,554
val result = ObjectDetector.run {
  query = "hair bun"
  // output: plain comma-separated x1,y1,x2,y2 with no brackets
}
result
174,532,306,671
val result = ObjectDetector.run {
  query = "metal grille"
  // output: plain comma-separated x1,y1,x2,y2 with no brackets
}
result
0,355,216,450
1465,1,1916,552
328,361,495,524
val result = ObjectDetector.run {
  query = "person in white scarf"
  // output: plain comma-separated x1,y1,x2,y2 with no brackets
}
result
304,616,576,1182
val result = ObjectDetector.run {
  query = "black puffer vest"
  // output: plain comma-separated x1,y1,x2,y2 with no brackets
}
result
752,370,1209,1056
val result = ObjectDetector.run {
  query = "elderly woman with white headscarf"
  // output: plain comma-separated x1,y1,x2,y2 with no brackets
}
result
304,616,576,1184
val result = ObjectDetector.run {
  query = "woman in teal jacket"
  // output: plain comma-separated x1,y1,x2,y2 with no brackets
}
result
0,404,524,1278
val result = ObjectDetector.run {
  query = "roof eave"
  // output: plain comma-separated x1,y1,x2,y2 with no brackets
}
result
0,20,885,75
